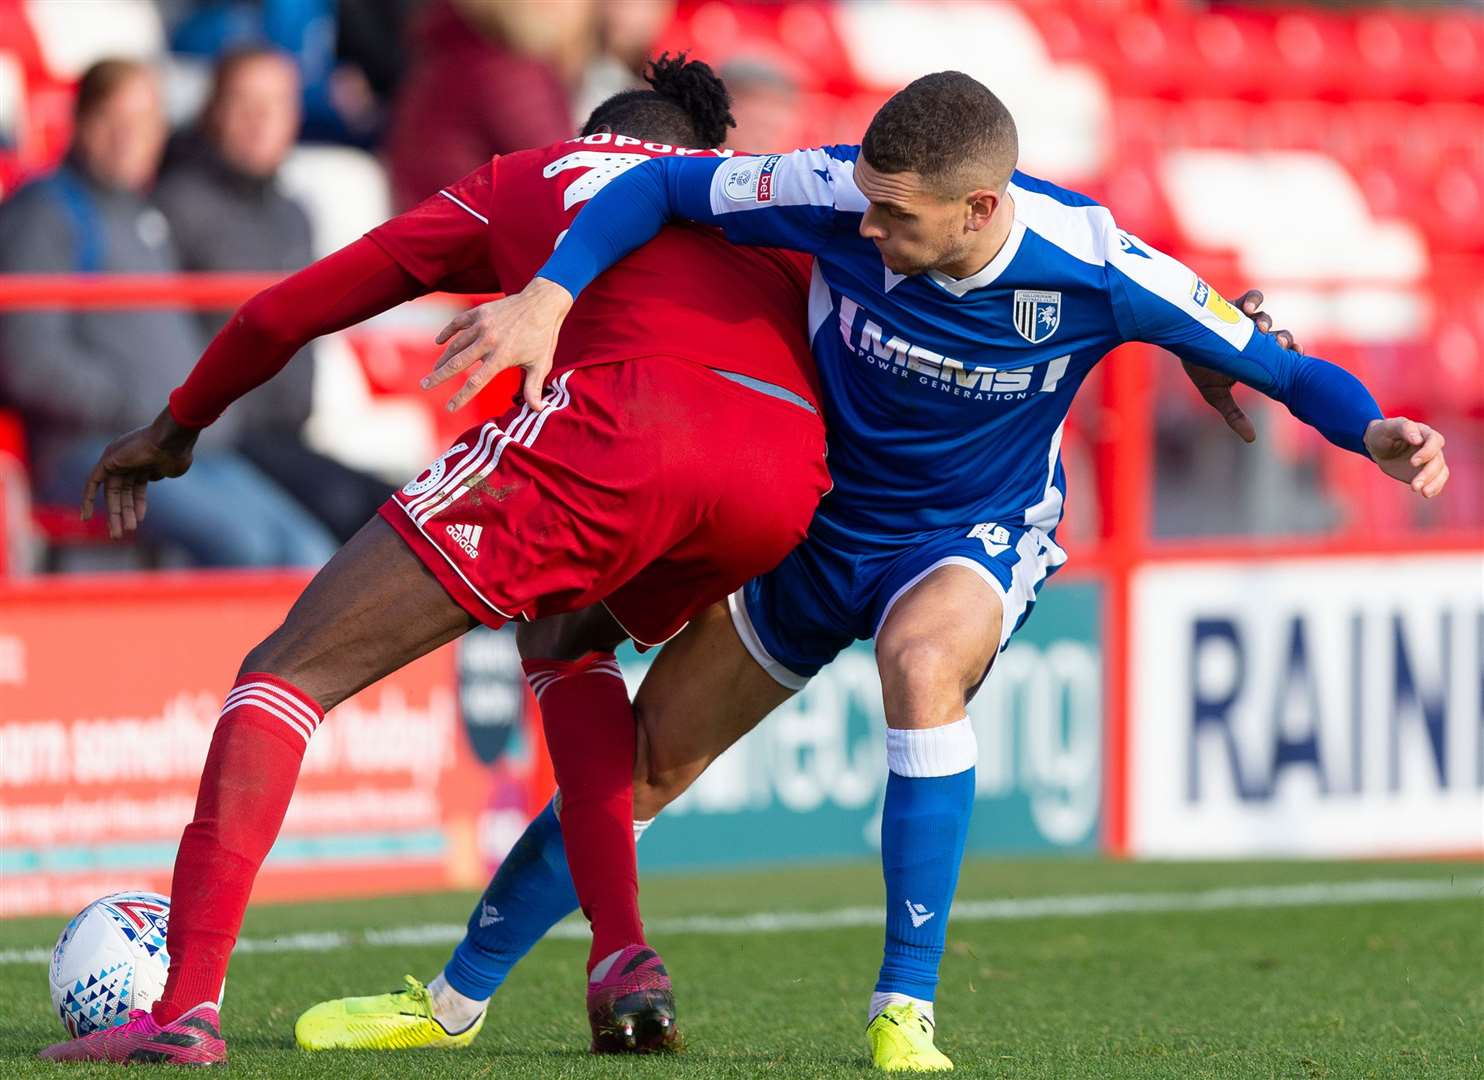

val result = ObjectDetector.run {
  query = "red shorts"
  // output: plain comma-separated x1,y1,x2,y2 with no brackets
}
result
381,357,829,646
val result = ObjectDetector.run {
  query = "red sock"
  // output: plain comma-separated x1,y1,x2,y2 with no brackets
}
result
525,653,644,972
153,673,323,1023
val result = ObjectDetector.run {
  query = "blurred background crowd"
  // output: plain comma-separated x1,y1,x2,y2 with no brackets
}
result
0,0,1480,575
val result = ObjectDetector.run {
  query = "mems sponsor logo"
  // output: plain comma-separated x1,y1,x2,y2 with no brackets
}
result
838,297,1069,401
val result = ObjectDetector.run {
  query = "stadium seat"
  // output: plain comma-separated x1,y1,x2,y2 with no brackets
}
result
0,48,21,148
278,144,392,259
0,408,119,575
1422,13,1484,104
1161,148,1428,287
21,0,163,80
302,334,438,481
1270,10,1353,102
1187,12,1273,102
664,0,855,97
832,0,1112,183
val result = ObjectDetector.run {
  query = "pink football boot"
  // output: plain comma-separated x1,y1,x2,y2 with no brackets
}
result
585,945,680,1053
39,1003,226,1066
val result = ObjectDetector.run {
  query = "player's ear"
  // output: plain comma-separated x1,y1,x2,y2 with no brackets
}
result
964,188,999,233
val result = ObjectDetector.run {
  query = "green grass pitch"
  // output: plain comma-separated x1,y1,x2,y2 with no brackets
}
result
2,858,1480,1078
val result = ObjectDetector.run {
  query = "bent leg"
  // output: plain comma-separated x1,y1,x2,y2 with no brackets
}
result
243,515,477,708
157,516,476,1022
433,602,788,1025
869,566,1001,1024
633,601,795,815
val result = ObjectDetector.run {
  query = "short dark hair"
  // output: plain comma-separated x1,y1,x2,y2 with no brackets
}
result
861,71,1018,194
74,58,153,121
581,53,735,148
208,45,296,106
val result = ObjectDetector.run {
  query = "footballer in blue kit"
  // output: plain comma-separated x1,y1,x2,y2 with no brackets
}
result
312,72,1448,1071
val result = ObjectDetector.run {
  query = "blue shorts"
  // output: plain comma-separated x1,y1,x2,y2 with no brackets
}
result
729,521,1068,689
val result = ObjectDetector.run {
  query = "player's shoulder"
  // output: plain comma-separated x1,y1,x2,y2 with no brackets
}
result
1007,169,1123,270
712,144,866,215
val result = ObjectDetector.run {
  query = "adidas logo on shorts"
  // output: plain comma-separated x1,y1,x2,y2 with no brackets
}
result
445,522,483,557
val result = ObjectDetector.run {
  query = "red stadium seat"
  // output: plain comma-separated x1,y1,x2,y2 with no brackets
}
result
1269,11,1350,101
1422,13,1484,104
0,409,114,576
1187,12,1272,102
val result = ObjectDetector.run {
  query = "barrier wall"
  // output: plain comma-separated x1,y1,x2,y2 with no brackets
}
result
633,577,1105,870
2,546,1479,917
0,574,545,918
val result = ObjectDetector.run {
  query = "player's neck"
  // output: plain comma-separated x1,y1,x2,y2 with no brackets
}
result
935,193,1017,281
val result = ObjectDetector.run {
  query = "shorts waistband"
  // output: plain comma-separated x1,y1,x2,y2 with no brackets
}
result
708,368,818,414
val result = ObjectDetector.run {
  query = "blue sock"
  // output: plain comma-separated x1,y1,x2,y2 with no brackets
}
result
875,719,977,1003
442,798,579,999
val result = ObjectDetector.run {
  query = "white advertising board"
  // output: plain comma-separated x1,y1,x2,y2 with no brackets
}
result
1130,553,1484,857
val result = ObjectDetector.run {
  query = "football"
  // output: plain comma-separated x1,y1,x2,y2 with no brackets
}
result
48,892,172,1037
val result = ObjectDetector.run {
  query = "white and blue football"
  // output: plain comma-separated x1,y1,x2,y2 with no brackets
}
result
48,892,171,1037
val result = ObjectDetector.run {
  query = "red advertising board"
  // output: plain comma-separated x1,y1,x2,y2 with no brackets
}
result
0,573,544,917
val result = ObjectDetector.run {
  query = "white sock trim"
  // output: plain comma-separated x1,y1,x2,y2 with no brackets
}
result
633,817,654,843
427,972,487,1034
885,716,976,777
868,991,934,1026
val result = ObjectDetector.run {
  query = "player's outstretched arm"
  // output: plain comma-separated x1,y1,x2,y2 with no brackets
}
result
82,238,430,538
1105,230,1449,499
425,149,851,410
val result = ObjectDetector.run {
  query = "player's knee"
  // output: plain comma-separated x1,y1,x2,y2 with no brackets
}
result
237,625,335,712
876,635,972,725
633,759,699,819
516,609,625,662
630,705,704,816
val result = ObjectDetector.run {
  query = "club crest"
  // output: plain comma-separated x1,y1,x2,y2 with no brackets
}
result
1013,289,1062,344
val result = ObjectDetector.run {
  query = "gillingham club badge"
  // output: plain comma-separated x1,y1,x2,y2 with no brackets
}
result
1013,289,1062,344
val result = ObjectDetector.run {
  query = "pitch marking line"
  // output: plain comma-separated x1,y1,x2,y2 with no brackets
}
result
4,876,1479,967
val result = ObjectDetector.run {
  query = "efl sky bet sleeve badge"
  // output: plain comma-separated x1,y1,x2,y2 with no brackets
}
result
1191,277,1243,324
722,155,780,203
1013,289,1062,344
724,162,758,200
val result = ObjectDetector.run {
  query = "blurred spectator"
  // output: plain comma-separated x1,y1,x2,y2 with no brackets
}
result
335,0,420,116
575,0,676,121
721,55,804,151
155,47,392,543
0,58,337,568
385,0,590,209
166,0,381,144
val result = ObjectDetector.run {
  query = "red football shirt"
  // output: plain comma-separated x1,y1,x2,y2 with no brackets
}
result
368,135,822,408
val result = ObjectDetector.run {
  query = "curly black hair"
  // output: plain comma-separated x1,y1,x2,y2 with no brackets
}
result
581,52,736,148
861,71,1018,192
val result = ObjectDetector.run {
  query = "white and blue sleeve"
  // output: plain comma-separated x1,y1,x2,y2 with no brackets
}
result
1104,227,1382,455
538,148,862,298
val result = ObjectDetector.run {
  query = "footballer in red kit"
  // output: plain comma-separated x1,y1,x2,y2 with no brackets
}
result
367,136,825,645
47,57,827,1065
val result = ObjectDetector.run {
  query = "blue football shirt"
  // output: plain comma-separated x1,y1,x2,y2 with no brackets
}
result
539,144,1382,547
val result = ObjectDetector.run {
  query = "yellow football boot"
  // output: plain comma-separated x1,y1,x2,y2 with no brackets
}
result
867,1002,953,1072
295,975,484,1051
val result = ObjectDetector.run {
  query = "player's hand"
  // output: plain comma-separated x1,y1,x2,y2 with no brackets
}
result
1181,290,1302,444
80,408,199,539
1364,417,1449,498
425,278,575,412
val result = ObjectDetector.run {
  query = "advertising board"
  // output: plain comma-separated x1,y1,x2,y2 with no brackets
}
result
632,579,1105,869
0,576,509,917
1128,554,1484,857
